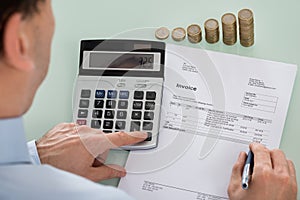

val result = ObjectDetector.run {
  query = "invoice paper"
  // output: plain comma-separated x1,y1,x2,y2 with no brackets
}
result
118,44,297,200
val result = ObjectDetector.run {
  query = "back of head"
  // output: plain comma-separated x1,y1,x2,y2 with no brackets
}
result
0,0,45,56
0,0,54,119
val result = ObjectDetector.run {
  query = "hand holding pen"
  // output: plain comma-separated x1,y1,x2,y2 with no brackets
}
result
227,143,297,200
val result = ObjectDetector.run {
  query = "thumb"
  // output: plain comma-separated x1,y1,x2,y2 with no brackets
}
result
87,164,127,182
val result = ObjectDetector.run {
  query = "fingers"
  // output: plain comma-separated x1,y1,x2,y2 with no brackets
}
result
287,160,298,192
228,152,247,196
105,131,148,148
88,164,127,182
250,143,272,169
287,160,296,178
270,149,289,174
231,152,248,181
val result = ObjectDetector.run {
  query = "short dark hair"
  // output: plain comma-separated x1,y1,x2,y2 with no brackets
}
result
0,0,45,55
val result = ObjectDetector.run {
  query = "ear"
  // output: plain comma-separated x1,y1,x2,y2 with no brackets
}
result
3,13,34,71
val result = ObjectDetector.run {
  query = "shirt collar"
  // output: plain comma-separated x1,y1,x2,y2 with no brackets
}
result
0,117,31,165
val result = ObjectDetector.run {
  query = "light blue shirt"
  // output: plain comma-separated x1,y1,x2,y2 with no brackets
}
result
0,117,134,200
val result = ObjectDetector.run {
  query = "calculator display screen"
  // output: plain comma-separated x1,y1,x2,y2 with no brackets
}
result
82,50,161,72
89,52,155,70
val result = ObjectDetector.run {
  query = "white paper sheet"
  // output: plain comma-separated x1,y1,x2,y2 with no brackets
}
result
118,44,297,200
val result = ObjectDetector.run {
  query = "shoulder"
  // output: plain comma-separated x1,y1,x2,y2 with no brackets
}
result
0,164,133,200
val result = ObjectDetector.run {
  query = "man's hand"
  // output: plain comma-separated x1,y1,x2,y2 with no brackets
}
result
36,123,147,182
228,143,298,200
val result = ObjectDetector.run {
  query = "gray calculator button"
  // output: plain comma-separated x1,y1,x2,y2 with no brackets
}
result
115,121,126,130
143,122,153,131
119,91,129,99
130,121,141,131
79,99,90,108
91,120,101,129
81,90,91,98
118,100,128,109
132,111,142,120
92,110,103,118
146,92,156,100
117,111,127,119
144,112,154,120
145,101,155,110
133,101,143,110
78,109,88,118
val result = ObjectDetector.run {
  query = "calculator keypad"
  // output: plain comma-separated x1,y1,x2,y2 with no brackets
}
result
76,89,157,143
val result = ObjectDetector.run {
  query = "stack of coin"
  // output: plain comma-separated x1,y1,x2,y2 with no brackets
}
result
204,19,219,44
221,13,237,45
172,27,186,41
238,9,254,47
187,24,202,43
155,27,170,40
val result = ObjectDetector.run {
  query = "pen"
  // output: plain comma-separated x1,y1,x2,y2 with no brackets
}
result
241,150,254,190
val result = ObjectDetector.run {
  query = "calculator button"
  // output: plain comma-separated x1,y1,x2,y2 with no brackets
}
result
117,111,127,119
92,110,103,118
103,130,113,134
76,120,87,126
133,101,143,110
135,84,147,89
103,120,114,129
134,91,144,100
117,83,126,88
91,120,101,129
81,90,91,98
145,132,152,141
132,111,142,120
145,102,155,110
94,100,104,108
104,110,115,119
130,121,141,131
78,110,88,118
107,90,118,99
79,99,90,108
144,112,154,120
143,122,153,131
106,100,116,109
146,92,156,100
115,121,126,130
118,100,128,109
119,91,130,99
95,90,105,98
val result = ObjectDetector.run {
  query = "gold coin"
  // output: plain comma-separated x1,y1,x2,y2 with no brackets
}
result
204,19,219,44
221,13,237,45
222,13,236,25
238,9,253,21
205,19,219,30
238,8,255,47
172,27,186,41
187,24,202,43
155,27,170,40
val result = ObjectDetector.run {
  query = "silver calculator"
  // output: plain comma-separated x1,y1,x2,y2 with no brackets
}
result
73,40,165,150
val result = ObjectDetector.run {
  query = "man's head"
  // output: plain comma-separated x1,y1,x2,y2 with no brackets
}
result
0,0,55,118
